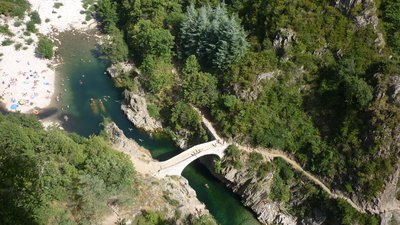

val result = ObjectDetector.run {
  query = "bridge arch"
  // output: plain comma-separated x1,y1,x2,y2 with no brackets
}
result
156,140,228,177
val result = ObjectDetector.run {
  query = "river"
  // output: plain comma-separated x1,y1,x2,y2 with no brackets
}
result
55,31,260,225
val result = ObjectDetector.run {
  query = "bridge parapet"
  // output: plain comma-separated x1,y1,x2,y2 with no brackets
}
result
155,139,229,178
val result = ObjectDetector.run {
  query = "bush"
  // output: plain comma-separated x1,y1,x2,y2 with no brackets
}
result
14,42,22,50
26,20,36,33
13,20,21,27
0,0,30,17
25,38,33,45
1,38,14,46
36,36,54,59
53,2,63,9
0,25,14,36
29,11,41,24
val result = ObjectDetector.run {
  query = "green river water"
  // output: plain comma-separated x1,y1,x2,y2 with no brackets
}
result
55,31,260,225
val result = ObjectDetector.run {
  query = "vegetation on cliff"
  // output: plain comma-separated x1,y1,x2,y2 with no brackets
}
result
0,113,137,225
97,0,400,222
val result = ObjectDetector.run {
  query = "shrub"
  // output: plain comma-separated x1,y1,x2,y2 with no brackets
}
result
36,36,54,59
0,25,13,36
29,11,41,24
1,38,14,46
13,21,22,27
53,2,63,9
25,38,33,45
26,20,36,33
14,42,22,50
0,0,30,17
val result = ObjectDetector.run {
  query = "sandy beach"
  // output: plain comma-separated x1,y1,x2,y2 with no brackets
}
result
0,0,94,113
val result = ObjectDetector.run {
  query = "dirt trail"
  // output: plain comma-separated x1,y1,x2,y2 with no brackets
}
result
235,143,366,213
195,111,368,213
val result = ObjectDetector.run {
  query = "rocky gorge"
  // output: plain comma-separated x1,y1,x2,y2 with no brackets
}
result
103,122,213,224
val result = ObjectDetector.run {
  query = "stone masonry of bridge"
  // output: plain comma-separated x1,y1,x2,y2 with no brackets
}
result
155,107,228,178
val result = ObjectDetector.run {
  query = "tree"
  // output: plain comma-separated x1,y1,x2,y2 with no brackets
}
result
182,55,218,107
36,36,54,59
129,19,174,63
169,101,208,142
180,4,248,70
139,55,174,94
100,26,129,63
97,0,118,32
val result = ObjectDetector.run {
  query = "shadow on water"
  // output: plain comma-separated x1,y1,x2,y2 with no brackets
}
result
55,30,260,225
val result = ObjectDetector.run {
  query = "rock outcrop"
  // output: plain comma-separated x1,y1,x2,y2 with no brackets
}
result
121,90,162,133
107,62,134,78
234,71,280,101
201,153,297,225
335,0,385,51
272,28,296,61
103,123,212,224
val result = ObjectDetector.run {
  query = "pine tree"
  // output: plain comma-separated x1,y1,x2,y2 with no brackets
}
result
180,4,248,70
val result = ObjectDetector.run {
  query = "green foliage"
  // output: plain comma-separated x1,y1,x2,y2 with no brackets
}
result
97,0,118,32
53,2,63,9
182,55,218,107
0,113,137,225
169,101,208,143
147,104,161,119
381,0,400,55
139,55,174,94
133,211,172,225
26,20,36,33
189,214,218,225
29,10,41,24
226,145,240,158
0,0,30,17
36,36,54,59
180,4,248,70
248,152,263,170
163,191,180,207
129,19,174,63
25,37,33,45
14,42,22,50
270,158,293,203
0,24,14,36
100,26,129,63
1,38,14,46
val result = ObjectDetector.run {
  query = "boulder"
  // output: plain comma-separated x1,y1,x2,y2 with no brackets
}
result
107,62,134,78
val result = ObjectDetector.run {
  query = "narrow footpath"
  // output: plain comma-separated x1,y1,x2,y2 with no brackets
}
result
195,109,368,213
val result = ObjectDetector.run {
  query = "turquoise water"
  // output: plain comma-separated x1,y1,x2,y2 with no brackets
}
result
56,31,260,225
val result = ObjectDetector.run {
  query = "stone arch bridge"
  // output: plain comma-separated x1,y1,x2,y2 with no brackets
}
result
156,139,229,177
155,108,229,178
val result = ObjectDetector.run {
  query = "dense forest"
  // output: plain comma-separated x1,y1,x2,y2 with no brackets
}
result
0,113,137,225
96,0,400,222
1,0,399,224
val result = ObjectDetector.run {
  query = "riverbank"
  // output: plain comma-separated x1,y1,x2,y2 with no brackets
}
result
0,0,95,113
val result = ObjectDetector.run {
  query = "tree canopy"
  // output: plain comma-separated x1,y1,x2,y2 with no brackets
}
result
180,4,248,70
0,113,137,225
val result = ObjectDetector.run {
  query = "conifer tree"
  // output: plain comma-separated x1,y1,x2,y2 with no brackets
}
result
180,4,248,70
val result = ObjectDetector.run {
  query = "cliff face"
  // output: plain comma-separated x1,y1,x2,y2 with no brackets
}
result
103,122,211,224
201,153,298,225
121,90,163,133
